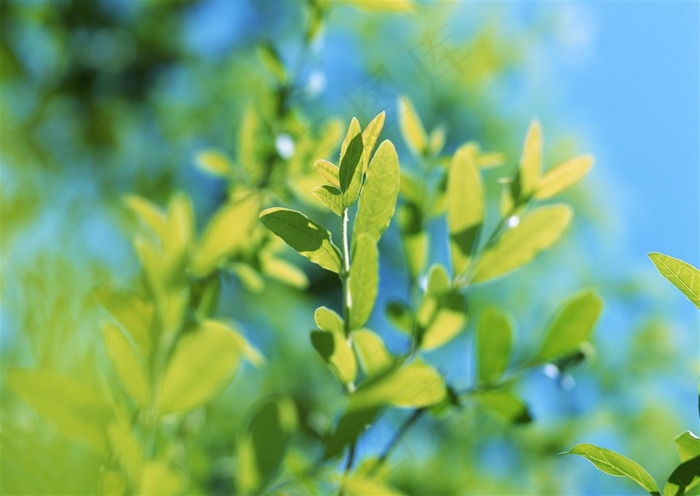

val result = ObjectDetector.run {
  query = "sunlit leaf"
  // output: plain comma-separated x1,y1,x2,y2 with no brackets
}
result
354,140,400,244
124,195,167,242
349,234,379,330
159,320,245,414
398,96,427,156
342,0,415,13
7,369,112,454
563,444,660,495
361,111,386,172
448,143,484,276
314,159,340,188
230,262,265,293
475,390,532,424
397,202,427,278
313,307,357,385
416,264,466,351
351,329,393,378
191,193,261,276
195,149,233,177
385,301,414,335
102,322,149,407
535,155,594,199
476,307,513,383
339,118,364,207
343,475,405,495
512,119,542,200
348,362,445,411
237,397,297,494
649,253,700,310
663,456,700,496
429,125,447,156
162,193,194,264
260,207,342,274
260,254,309,289
138,460,183,496
312,185,344,216
471,205,573,283
535,291,603,364
94,287,153,359
107,419,143,484
675,431,700,462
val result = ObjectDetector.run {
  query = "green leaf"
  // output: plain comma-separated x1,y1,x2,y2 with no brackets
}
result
471,205,573,283
361,111,386,172
563,444,660,495
348,362,445,411
416,264,466,351
339,118,364,207
138,460,183,496
191,193,261,276
343,475,405,496
257,42,287,83
675,431,700,462
102,322,149,407
312,185,345,216
314,159,340,188
7,369,113,454
162,193,194,263
94,287,154,359
260,254,309,289
237,397,297,494
535,154,594,199
195,149,233,177
513,119,543,200
323,407,381,460
351,329,393,378
349,234,379,330
260,207,343,274
476,307,513,383
385,301,414,334
159,320,245,414
238,106,263,183
397,203,428,278
313,307,357,385
475,390,532,424
429,125,447,156
663,455,700,496
342,0,415,13
535,291,603,363
398,96,427,156
124,194,167,241
354,140,400,244
649,253,700,310
448,143,484,276
107,419,143,483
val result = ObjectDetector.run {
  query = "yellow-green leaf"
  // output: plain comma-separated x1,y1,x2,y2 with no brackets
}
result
94,287,154,359
312,307,357,385
416,264,466,351
342,0,415,13
107,419,143,484
351,329,393,378
195,149,233,177
535,291,603,363
649,253,700,310
138,461,183,496
361,111,386,172
314,159,340,188
448,143,484,276
476,307,512,383
513,120,542,200
471,205,573,283
349,234,379,330
260,207,342,274
475,390,532,424
312,185,344,216
675,431,700,462
343,475,405,496
339,124,364,207
563,444,660,495
535,154,594,199
348,362,445,411
102,322,149,407
257,42,287,83
398,95,427,156
162,193,194,264
124,195,167,242
159,320,245,414
663,456,700,496
354,140,400,244
260,254,309,289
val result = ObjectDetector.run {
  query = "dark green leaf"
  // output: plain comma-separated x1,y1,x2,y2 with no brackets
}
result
339,118,364,207
513,120,542,200
664,455,700,496
475,390,532,424
385,301,414,334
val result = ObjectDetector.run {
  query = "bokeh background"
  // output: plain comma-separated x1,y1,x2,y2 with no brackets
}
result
1,1,698,495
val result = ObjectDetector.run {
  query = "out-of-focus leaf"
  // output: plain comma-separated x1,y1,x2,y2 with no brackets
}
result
312,307,357,385
398,95,427,156
102,322,149,407
312,185,344,216
237,397,297,494
512,120,542,200
138,460,183,496
474,390,532,424
663,456,700,496
343,475,405,495
260,254,309,289
448,143,483,276
354,140,400,244
348,362,445,411
429,125,447,156
162,193,194,264
94,287,153,359
191,193,261,276
535,291,603,364
257,42,287,83
339,118,364,207
314,159,340,188
239,106,263,183
397,203,427,279
260,207,342,274
229,262,265,294
324,407,381,460
351,329,393,378
471,205,573,283
675,431,700,462
349,234,379,330
385,301,414,334
400,170,423,205
563,444,660,495
159,320,245,414
195,149,233,177
361,111,386,172
649,253,700,310
7,369,112,454
342,0,415,13
535,155,594,199
107,420,143,484
416,264,466,351
476,307,512,383
124,195,167,242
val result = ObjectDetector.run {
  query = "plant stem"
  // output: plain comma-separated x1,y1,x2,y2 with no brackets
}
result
368,408,426,476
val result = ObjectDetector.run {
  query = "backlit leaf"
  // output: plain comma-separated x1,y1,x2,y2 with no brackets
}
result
512,120,542,200
312,185,344,216
159,320,245,414
416,264,466,351
448,143,484,276
313,307,357,385
476,307,513,383
343,475,405,496
138,461,183,496
237,397,297,494
535,291,603,363
349,234,379,330
563,444,660,495
260,207,342,274
94,287,153,359
649,253,700,310
354,140,400,244
343,0,415,13
475,390,532,424
124,195,167,242
351,329,393,378
398,96,427,156
339,118,364,206
663,456,700,496
102,322,149,407
314,159,340,188
260,254,309,289
107,419,143,484
675,431,700,462
535,155,594,199
361,111,386,172
348,362,445,411
195,149,233,177
471,205,573,283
